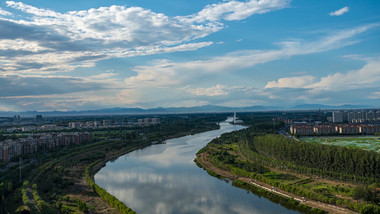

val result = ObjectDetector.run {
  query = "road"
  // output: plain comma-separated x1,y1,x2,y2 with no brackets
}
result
278,124,299,141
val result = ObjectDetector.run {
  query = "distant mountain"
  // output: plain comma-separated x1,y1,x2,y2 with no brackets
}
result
291,104,373,110
0,104,377,117
0,105,277,117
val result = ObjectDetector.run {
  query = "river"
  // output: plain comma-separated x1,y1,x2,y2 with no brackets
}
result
95,118,300,214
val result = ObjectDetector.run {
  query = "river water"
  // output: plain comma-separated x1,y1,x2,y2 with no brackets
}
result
95,119,300,214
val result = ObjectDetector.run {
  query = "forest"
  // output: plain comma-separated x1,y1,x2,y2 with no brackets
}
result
252,134,379,181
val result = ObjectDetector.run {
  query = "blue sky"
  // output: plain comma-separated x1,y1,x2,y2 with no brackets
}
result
0,0,379,111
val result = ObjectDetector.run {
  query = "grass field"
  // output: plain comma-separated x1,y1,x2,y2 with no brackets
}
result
301,136,380,152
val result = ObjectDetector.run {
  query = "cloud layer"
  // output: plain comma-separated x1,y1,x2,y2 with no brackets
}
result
124,24,377,89
0,0,289,75
329,6,349,16
0,1,379,111
180,0,289,22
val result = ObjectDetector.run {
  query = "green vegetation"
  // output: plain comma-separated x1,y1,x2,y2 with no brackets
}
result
197,113,380,214
253,134,379,182
85,161,136,214
32,184,56,213
302,136,380,152
76,199,89,213
232,180,326,214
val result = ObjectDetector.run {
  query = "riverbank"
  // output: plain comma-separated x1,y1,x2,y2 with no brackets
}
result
11,117,223,213
195,153,356,214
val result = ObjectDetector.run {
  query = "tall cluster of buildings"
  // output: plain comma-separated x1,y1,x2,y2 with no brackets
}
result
290,124,380,136
332,110,380,123
0,132,92,162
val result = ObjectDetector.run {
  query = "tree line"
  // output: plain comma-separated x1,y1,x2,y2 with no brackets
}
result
251,134,380,182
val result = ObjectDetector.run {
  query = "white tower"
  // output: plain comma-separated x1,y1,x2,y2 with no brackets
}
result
233,112,237,124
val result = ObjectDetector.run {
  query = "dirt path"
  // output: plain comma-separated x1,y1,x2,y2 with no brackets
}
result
60,144,146,213
67,167,121,214
26,186,42,213
197,153,357,214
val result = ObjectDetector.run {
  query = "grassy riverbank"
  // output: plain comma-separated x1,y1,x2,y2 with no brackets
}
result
195,115,380,214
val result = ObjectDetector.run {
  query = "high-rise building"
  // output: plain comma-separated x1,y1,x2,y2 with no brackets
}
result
36,115,43,123
332,111,343,123
332,110,380,123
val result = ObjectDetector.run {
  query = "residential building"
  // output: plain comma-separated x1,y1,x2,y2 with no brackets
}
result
0,132,92,162
290,124,314,135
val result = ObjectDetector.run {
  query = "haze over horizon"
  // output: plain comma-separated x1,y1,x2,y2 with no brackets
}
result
1,0,379,112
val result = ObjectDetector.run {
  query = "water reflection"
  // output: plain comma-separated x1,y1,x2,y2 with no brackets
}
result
95,120,300,214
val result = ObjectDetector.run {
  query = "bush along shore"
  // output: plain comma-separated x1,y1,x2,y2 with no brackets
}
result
85,161,136,214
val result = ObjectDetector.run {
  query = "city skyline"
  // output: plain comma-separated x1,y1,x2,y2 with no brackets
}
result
0,0,379,111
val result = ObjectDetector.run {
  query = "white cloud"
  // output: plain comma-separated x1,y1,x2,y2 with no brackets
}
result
120,25,379,108
264,58,380,97
1,51,105,74
124,24,377,89
3,89,137,111
6,1,60,17
0,39,51,52
1,1,379,110
0,0,292,74
0,8,12,16
1,0,289,75
185,84,229,96
0,72,130,111
181,0,290,22
1,2,223,74
109,42,214,58
369,91,380,99
329,6,349,16
265,75,316,88
5,1,219,45
308,59,380,91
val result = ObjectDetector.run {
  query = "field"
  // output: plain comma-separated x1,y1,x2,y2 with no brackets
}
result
301,136,380,152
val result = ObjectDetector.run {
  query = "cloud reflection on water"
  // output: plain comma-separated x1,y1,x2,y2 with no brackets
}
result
95,120,299,214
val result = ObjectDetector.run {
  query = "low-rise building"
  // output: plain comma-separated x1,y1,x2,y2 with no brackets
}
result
290,123,380,136
359,124,380,135
313,124,337,135
290,124,314,135
338,125,361,135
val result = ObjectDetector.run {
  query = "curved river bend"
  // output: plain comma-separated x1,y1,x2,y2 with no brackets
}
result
95,119,300,214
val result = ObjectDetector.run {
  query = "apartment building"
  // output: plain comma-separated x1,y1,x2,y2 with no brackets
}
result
0,132,92,162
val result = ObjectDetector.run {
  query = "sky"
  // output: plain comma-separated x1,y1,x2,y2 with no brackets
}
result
0,0,379,111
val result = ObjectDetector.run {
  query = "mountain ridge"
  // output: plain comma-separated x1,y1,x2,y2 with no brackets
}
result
0,104,378,117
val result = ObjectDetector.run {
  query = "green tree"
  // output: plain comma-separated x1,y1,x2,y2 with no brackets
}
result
7,181,13,192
